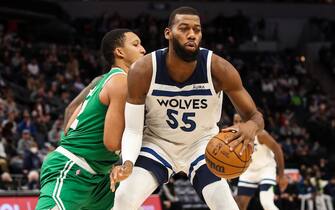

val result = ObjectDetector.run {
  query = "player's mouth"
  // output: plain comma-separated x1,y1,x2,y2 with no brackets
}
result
185,42,197,50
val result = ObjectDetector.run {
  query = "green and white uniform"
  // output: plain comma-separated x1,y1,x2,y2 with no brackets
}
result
36,68,125,210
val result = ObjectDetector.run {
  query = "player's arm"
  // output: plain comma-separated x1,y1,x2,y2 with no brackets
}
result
258,131,285,177
101,75,127,151
63,76,102,132
122,56,152,163
212,54,264,154
258,130,288,192
110,55,152,191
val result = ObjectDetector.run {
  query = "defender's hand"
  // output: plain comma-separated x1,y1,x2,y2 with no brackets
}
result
277,175,289,192
110,160,133,192
221,121,258,155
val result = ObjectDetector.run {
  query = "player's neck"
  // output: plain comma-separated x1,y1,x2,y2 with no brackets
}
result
166,49,197,81
112,62,128,73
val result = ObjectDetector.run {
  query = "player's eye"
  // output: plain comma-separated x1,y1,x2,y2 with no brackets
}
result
179,27,188,32
194,28,201,33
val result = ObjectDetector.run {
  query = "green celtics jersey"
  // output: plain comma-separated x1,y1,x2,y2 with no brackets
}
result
60,68,125,174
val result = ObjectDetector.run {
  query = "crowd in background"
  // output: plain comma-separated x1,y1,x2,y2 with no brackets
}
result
0,9,335,210
319,43,335,77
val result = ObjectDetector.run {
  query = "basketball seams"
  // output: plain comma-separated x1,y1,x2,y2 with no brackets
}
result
205,148,246,169
213,170,246,177
206,131,253,179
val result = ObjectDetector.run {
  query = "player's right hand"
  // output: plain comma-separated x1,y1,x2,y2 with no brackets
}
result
277,175,289,192
222,121,258,155
110,160,133,192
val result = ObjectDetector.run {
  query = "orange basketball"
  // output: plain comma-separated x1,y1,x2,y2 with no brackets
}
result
205,131,253,179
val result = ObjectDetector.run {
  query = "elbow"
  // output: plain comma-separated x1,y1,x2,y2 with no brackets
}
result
64,104,75,117
64,107,70,116
260,118,265,131
258,111,265,129
66,102,76,113
104,140,121,152
255,111,265,131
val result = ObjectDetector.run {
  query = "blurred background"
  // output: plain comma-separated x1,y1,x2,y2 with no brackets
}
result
0,0,335,209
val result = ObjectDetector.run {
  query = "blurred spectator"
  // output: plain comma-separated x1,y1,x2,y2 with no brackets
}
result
1,121,19,158
27,58,40,77
0,99,5,122
324,176,335,207
3,90,18,114
0,133,9,173
2,110,17,134
17,129,35,156
22,142,42,190
48,118,63,146
297,177,316,210
33,113,51,149
65,53,80,80
0,172,13,190
17,110,37,136
310,171,334,210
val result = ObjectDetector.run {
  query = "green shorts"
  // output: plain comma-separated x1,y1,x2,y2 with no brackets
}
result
36,151,115,210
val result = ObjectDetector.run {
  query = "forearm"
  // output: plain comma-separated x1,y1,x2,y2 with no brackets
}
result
63,105,77,129
245,111,264,135
275,148,285,177
121,103,145,164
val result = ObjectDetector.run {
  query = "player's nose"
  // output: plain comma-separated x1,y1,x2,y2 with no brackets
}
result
140,46,146,55
188,29,196,40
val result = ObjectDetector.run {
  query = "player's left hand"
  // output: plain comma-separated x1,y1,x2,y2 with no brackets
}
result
221,121,258,155
277,175,289,192
110,160,133,192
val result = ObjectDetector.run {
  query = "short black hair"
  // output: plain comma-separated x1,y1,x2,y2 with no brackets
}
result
101,28,132,66
168,6,200,27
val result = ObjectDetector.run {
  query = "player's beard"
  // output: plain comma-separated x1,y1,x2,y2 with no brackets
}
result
172,37,200,62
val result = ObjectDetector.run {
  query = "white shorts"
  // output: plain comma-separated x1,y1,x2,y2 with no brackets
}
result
138,128,216,182
238,164,277,189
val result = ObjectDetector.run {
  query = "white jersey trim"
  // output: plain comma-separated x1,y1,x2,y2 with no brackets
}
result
206,50,216,96
55,146,97,174
148,52,157,96
238,181,259,188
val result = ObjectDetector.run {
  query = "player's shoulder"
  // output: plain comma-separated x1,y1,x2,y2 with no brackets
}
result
128,53,153,88
101,70,127,94
210,52,242,91
210,52,231,70
130,53,153,75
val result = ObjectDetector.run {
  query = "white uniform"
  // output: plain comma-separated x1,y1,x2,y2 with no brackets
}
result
140,48,222,178
238,136,277,189
114,48,239,210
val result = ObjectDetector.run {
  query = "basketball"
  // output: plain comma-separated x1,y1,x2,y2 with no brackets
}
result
205,131,253,179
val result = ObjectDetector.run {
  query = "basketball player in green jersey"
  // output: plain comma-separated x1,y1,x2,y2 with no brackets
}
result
36,28,146,210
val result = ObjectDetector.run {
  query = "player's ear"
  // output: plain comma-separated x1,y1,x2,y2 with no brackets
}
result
164,27,171,40
115,47,124,59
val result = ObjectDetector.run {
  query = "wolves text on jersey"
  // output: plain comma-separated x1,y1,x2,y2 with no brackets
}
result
156,98,208,109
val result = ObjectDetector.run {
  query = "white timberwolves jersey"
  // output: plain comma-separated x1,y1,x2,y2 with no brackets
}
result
248,136,276,170
144,48,222,145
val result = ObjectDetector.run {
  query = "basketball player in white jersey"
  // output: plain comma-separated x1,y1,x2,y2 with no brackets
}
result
234,113,288,210
111,7,264,210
